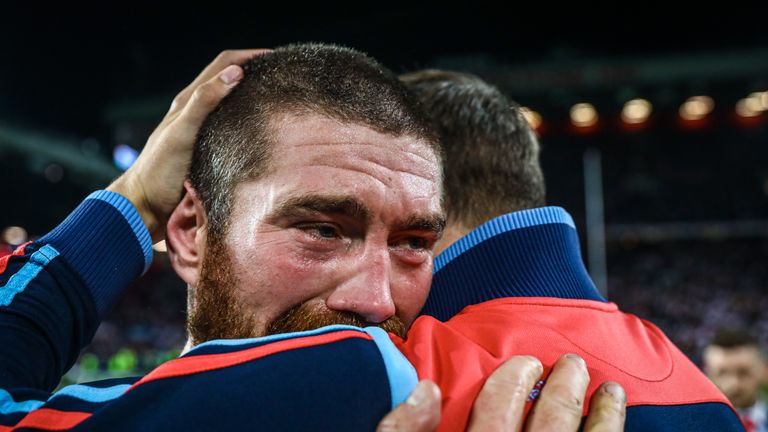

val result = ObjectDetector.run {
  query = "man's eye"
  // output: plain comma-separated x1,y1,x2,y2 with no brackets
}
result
391,236,433,265
315,225,338,238
395,237,430,251
406,237,428,250
298,224,340,239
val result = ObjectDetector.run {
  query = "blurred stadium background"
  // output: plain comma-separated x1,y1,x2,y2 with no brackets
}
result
1,9,766,383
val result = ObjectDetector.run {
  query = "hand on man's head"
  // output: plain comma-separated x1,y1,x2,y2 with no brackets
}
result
107,49,270,242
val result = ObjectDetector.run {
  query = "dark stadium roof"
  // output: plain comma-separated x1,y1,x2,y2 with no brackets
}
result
2,7,767,235
3,7,766,136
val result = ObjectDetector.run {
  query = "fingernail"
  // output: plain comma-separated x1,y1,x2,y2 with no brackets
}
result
565,353,586,369
219,65,242,85
406,382,428,407
603,382,626,403
522,355,544,372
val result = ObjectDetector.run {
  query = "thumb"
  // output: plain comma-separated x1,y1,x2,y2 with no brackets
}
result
377,380,441,432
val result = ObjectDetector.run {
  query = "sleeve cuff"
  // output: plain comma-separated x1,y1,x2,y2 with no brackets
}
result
39,190,153,316
87,190,153,272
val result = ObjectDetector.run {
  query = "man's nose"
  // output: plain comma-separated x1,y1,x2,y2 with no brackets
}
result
325,247,396,324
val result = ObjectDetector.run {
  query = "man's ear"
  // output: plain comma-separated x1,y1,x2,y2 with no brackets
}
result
166,180,208,287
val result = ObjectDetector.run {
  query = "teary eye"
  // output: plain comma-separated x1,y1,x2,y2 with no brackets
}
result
406,237,428,250
316,225,338,238
297,223,341,240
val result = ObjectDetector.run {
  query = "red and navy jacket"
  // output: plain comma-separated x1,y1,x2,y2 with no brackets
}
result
0,193,744,430
414,207,743,430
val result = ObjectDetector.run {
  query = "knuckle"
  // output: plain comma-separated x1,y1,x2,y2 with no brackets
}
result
377,406,431,432
596,398,626,419
501,370,530,390
216,50,235,62
192,85,216,105
541,383,586,415
507,355,543,379
521,355,544,377
507,379,534,404
487,372,531,402
489,361,536,392
170,94,186,111
587,403,626,430
375,416,399,432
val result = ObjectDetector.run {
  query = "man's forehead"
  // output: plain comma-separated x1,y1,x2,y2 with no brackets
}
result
268,110,439,164
707,345,765,364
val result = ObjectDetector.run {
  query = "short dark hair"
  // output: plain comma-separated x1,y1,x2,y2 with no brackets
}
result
190,43,438,239
709,328,760,349
400,70,545,228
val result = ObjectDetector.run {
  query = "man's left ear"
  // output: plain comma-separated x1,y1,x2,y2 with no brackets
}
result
166,180,208,287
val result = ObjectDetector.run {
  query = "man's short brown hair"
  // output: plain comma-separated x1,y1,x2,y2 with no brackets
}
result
401,69,545,228
190,43,439,239
709,328,761,350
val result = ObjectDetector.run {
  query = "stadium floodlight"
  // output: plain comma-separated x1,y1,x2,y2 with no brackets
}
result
2,226,28,245
621,99,653,124
570,103,598,127
679,96,714,121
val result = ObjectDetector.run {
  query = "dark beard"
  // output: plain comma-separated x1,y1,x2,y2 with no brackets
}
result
187,236,408,345
187,237,258,345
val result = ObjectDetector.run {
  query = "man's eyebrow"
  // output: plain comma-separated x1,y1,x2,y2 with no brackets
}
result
270,195,371,221
395,214,446,237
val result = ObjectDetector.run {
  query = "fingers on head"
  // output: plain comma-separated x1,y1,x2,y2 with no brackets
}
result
214,49,271,66
179,70,240,126
170,48,268,114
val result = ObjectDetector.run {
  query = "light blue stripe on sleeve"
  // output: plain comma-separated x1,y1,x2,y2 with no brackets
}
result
0,383,131,415
87,190,153,274
51,384,131,403
364,327,418,409
0,389,44,414
0,244,59,306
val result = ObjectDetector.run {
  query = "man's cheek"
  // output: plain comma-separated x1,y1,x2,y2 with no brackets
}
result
395,272,433,326
268,251,342,302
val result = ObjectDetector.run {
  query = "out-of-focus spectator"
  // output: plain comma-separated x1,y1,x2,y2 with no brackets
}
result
609,239,768,363
703,328,768,432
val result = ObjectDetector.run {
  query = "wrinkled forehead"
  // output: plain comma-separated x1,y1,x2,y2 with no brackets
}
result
265,110,442,182
240,112,442,212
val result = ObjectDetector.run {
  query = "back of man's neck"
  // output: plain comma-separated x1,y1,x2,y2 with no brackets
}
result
435,206,540,256
434,223,471,256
